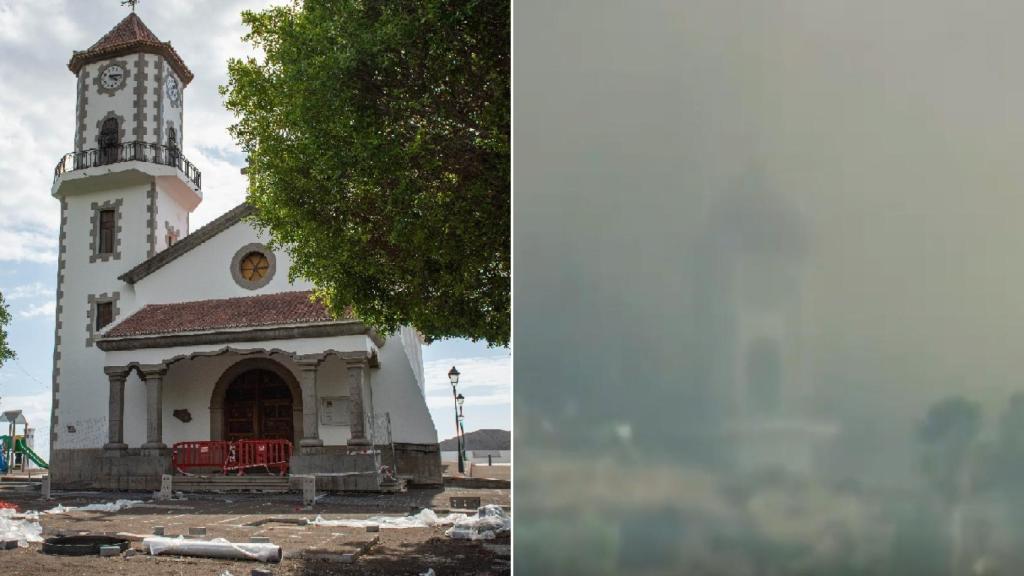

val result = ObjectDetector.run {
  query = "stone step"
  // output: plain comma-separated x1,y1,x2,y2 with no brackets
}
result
171,475,291,493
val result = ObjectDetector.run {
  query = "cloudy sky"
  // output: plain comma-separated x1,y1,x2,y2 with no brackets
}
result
0,0,509,460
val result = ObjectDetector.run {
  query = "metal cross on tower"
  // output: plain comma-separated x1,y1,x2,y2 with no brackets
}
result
121,0,139,12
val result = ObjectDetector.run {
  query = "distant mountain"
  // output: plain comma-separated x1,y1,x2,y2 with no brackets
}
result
440,428,510,451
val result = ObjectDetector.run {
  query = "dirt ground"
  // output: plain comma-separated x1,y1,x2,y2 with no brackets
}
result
0,487,510,575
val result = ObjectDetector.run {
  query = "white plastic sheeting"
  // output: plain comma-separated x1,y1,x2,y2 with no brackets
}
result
41,500,143,515
309,508,464,529
445,505,511,540
0,509,42,547
144,536,282,563
308,505,511,540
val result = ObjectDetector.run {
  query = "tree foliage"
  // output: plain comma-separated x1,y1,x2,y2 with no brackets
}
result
0,291,14,367
222,0,510,346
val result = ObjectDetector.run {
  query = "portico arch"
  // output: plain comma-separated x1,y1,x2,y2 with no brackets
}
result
209,357,303,444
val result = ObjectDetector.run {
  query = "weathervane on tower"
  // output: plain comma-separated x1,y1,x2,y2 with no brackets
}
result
121,0,139,12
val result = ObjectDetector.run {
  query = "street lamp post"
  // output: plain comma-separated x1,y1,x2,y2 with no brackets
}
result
457,393,467,466
449,366,464,474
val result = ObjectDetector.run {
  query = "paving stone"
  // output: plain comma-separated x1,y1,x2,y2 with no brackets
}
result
250,536,271,543
366,524,380,532
153,526,165,536
188,526,207,536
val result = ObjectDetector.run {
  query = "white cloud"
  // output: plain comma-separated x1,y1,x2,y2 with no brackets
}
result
19,301,55,318
423,355,511,409
0,229,57,263
1,282,49,300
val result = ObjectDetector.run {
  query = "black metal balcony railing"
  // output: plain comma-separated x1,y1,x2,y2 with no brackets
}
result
53,141,202,189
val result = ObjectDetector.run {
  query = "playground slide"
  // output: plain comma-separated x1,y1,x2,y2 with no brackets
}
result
0,435,48,469
14,438,47,469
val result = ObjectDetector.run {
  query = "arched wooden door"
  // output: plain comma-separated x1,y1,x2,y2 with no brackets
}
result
223,369,295,441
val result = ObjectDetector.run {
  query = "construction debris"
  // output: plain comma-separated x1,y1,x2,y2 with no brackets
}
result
309,508,462,530
0,508,42,547
445,505,512,541
42,499,143,515
144,535,283,563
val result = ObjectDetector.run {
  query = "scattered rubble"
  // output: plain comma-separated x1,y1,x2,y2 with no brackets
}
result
445,505,512,541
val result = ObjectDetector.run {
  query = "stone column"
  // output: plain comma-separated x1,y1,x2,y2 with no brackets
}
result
296,357,323,447
140,364,168,449
346,360,370,445
103,366,130,450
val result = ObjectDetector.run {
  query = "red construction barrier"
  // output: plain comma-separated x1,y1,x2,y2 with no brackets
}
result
226,439,292,476
171,441,231,475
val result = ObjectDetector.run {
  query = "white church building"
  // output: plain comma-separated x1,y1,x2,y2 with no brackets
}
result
48,13,441,490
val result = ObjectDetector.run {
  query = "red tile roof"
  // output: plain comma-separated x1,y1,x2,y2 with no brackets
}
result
103,291,354,338
68,13,193,85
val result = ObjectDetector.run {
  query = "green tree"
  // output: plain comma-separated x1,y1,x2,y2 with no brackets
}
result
222,0,510,346
0,291,14,367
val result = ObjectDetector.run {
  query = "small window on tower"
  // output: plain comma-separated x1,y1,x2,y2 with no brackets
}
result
95,301,113,331
98,209,115,254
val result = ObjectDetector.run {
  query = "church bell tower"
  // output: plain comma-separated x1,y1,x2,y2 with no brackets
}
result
48,11,202,458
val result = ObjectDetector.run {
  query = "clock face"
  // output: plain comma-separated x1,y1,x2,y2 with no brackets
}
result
100,65,125,90
165,76,181,106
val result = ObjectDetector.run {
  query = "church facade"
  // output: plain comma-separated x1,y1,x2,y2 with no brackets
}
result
48,14,441,490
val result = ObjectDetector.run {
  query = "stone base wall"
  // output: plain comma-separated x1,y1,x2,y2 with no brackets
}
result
387,443,443,486
50,448,172,491
50,442,440,490
290,446,377,475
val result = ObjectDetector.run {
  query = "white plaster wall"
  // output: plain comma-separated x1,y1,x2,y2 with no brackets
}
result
134,220,313,306
57,182,151,450
154,183,189,253
370,335,438,444
398,326,425,394
158,355,236,446
122,370,146,447
316,356,353,445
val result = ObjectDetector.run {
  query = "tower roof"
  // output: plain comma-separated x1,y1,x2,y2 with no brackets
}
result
68,13,193,85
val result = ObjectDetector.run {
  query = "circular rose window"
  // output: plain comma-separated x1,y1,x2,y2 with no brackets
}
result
231,243,276,289
240,252,270,281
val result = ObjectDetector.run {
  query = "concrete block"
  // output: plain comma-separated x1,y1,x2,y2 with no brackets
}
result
366,524,380,533
251,569,273,576
124,549,139,557
250,536,271,543
41,476,51,500
158,474,172,500
153,526,165,536
300,475,316,507
99,545,121,557
188,526,207,536
1,540,18,550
